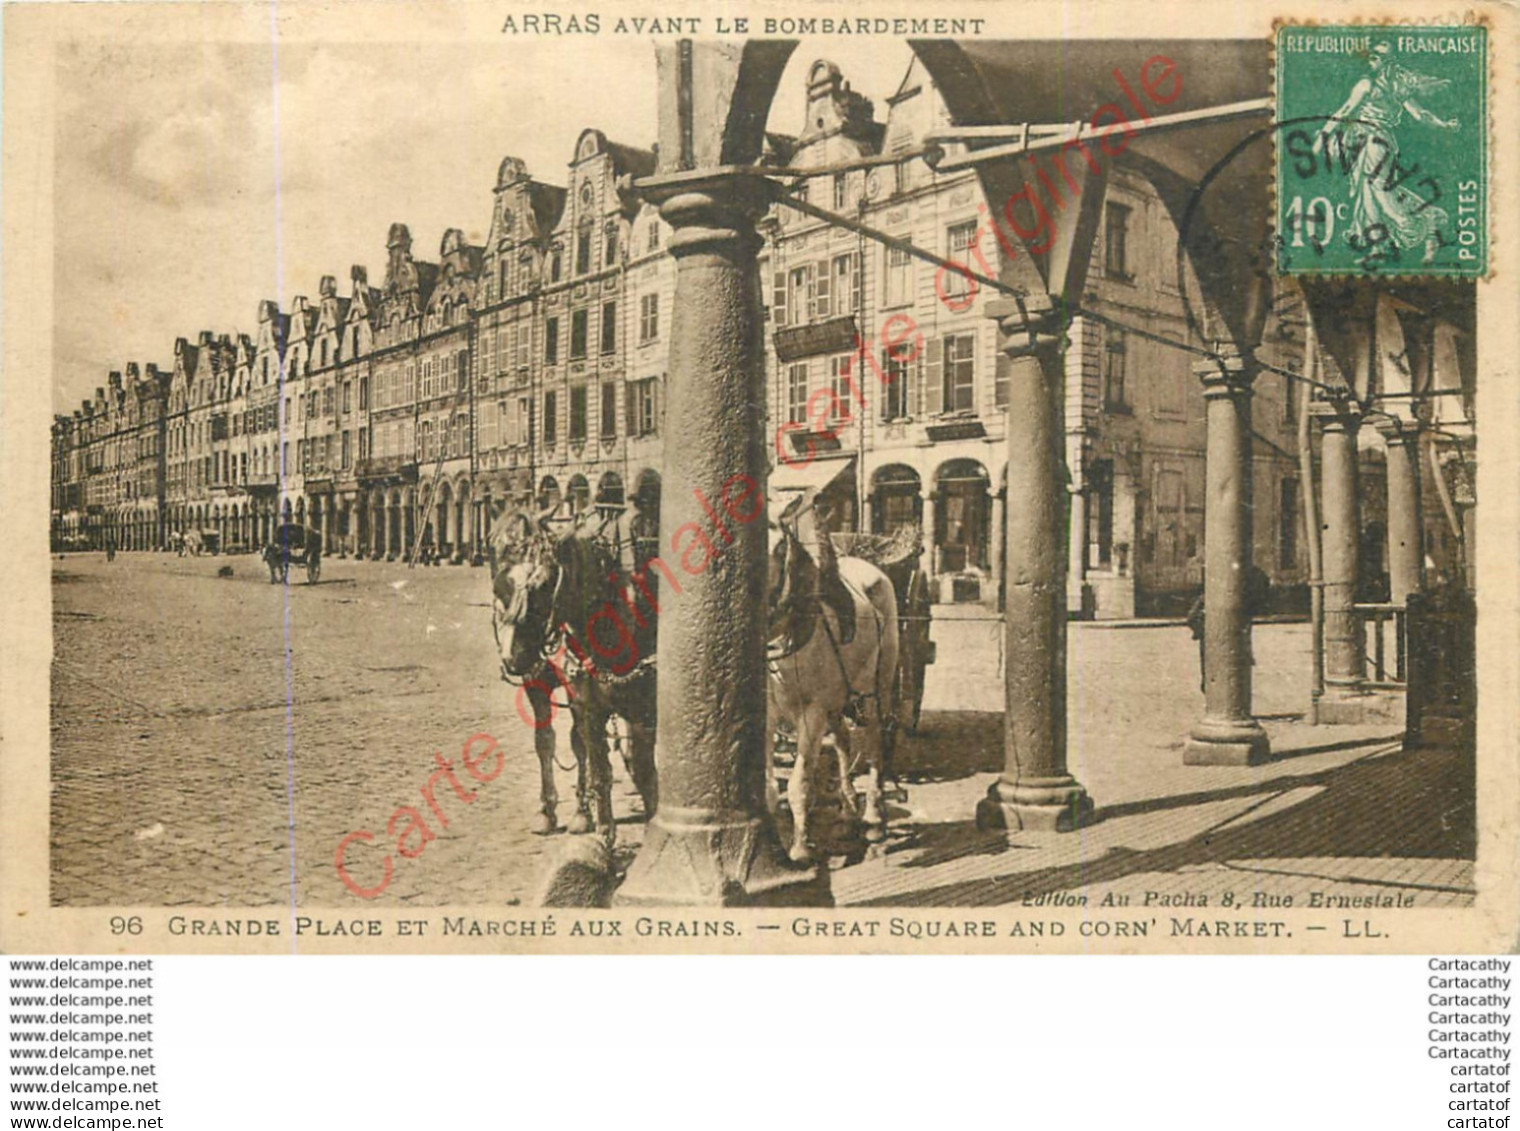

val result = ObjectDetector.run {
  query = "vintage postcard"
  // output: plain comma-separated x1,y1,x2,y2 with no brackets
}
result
2,0,1516,954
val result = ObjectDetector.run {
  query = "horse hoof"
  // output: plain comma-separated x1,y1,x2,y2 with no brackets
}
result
788,843,814,865
567,812,593,835
529,811,557,836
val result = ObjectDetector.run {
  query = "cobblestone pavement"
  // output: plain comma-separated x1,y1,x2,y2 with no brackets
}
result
50,552,1474,909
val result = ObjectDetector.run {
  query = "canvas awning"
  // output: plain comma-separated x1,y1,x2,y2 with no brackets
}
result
767,455,856,519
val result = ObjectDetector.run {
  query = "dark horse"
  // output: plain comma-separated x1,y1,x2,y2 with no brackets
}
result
489,510,658,847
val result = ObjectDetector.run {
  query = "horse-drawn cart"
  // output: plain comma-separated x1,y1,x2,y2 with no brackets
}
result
831,525,935,734
263,523,322,584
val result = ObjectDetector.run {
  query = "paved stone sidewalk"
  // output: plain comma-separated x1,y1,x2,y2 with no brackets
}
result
48,552,1473,910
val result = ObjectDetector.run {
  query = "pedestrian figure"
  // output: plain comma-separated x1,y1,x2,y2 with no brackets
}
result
105,535,116,563
1189,565,1272,694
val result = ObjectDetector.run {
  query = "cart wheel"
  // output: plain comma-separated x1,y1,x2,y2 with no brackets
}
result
307,557,321,584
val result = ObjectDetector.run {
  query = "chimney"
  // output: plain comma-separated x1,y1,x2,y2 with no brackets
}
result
351,265,368,289
197,330,214,347
124,363,140,382
320,275,337,298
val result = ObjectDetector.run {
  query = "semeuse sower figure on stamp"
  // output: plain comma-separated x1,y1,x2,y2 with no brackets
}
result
1314,41,1459,265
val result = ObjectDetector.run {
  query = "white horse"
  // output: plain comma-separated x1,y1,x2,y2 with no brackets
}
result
766,509,899,864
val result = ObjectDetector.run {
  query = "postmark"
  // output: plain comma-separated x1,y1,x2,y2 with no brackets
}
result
1275,24,1487,276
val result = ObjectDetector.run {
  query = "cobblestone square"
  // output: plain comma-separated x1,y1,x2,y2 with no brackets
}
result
50,552,1474,909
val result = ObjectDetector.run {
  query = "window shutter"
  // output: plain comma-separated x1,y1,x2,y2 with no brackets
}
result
995,351,1011,409
852,253,863,314
924,337,943,416
815,259,831,319
773,272,787,327
626,383,638,436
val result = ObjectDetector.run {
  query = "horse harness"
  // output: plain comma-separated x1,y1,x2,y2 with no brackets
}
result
767,529,889,727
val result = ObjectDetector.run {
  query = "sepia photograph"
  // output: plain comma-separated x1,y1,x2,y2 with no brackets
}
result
4,0,1515,952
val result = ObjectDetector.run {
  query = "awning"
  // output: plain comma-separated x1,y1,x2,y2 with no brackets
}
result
769,454,855,495
768,455,856,520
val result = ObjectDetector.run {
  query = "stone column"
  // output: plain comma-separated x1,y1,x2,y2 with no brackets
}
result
1379,419,1423,606
976,302,1094,832
1067,484,1088,617
616,169,823,907
1183,351,1270,765
920,492,937,585
1316,406,1367,712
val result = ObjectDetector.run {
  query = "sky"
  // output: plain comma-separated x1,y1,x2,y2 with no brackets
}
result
52,34,912,414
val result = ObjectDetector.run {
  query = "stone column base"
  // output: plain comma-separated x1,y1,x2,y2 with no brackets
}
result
614,806,831,907
976,778,1095,833
1184,717,1271,766
1317,687,1403,726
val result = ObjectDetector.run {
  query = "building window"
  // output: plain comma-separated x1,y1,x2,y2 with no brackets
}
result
994,353,1011,410
323,386,334,416
570,310,589,359
942,333,975,413
516,396,531,445
545,318,560,364
629,379,657,437
1279,477,1300,571
884,245,912,308
569,385,588,442
342,381,352,414
601,382,617,439
882,345,912,420
1283,370,1300,425
828,356,855,427
647,221,660,254
542,391,557,445
341,431,352,469
787,265,814,325
601,302,617,355
1089,460,1115,568
832,172,848,210
550,246,563,283
787,363,809,425
835,253,862,317
639,293,659,343
576,227,592,275
944,221,978,304
1105,202,1132,280
1104,330,1129,410
604,222,619,267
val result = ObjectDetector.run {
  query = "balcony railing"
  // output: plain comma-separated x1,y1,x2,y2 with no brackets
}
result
355,456,418,482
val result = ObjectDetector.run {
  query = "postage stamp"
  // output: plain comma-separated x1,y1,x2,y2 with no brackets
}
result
1275,23,1488,276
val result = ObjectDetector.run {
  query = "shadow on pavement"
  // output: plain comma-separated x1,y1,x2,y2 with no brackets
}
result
856,739,1475,906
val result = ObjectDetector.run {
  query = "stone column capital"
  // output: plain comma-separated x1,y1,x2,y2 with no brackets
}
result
1307,398,1368,431
984,298,1069,360
1375,415,1422,446
1192,345,1260,398
636,167,772,256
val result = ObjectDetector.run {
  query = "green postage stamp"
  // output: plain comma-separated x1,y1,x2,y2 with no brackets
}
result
1275,24,1487,276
